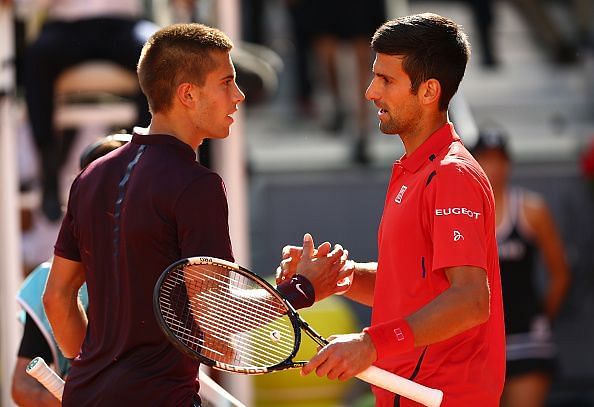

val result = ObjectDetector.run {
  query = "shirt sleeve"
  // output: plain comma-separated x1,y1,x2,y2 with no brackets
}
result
54,179,81,261
175,173,234,261
429,162,489,272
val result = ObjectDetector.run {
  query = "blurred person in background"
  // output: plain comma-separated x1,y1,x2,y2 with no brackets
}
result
300,0,386,164
472,128,571,407
11,0,162,222
467,0,498,67
11,134,128,407
508,0,583,64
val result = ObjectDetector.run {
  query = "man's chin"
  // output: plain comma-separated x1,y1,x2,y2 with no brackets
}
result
379,124,398,135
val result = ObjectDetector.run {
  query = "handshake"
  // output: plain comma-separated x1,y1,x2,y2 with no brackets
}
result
275,233,355,302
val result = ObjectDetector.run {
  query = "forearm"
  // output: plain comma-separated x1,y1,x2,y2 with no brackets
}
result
13,382,61,407
407,284,489,347
44,291,87,358
544,272,570,319
344,262,377,306
12,359,61,407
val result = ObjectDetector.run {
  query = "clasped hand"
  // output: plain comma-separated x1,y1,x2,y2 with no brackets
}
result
276,233,354,302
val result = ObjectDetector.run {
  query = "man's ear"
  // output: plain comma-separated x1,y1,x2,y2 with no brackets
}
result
176,83,195,108
418,78,441,107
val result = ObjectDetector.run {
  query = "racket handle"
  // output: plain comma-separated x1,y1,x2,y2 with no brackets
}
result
26,357,65,402
356,365,443,407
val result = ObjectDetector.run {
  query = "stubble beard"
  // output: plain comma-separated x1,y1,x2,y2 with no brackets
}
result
379,115,400,135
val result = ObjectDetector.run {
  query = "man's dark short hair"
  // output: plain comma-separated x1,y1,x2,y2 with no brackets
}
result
79,133,132,170
137,23,233,113
371,13,471,111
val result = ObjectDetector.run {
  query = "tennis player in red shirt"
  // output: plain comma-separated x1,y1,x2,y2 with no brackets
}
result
280,13,505,406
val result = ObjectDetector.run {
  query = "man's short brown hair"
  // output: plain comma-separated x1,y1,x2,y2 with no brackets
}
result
137,23,233,113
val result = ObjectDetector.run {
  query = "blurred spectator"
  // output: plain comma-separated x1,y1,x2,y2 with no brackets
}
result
16,0,160,222
508,0,582,64
472,128,571,407
464,0,591,67
285,0,315,118
297,0,386,164
467,0,498,67
11,134,128,406
12,260,88,406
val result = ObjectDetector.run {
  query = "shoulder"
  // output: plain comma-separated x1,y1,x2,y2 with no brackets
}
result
176,170,227,205
436,143,487,186
187,169,225,189
520,189,550,226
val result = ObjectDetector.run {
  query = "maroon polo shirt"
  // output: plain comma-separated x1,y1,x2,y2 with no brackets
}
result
54,133,233,406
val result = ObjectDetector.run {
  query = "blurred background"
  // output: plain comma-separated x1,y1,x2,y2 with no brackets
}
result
1,0,594,405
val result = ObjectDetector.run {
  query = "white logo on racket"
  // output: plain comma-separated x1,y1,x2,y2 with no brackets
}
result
453,230,464,241
270,330,282,342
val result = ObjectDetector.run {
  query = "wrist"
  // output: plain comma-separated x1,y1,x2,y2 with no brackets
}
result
336,260,355,296
363,318,414,360
361,331,378,363
277,274,315,310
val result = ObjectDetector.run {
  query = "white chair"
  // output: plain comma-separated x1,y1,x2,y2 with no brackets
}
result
54,61,139,130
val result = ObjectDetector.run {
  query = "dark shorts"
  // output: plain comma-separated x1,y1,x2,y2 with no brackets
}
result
506,315,557,379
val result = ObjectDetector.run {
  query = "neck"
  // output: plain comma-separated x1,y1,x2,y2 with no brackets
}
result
148,111,204,150
400,111,448,157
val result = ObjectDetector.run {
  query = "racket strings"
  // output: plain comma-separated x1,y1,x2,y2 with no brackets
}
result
188,291,296,362
185,268,296,366
189,267,287,315
191,286,294,336
163,268,292,336
159,264,298,368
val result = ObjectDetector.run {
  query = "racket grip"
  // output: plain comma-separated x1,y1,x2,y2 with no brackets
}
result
26,357,65,402
356,365,443,407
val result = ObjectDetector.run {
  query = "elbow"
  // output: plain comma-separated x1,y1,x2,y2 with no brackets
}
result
475,300,490,325
472,287,491,326
42,288,64,325
42,290,56,317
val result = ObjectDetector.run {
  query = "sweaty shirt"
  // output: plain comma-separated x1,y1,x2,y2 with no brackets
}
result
55,133,233,406
370,123,505,406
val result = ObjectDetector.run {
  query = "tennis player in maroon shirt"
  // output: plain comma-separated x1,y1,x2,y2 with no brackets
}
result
43,24,245,407
280,14,505,406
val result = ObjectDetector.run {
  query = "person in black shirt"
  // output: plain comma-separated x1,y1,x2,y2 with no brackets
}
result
472,129,571,407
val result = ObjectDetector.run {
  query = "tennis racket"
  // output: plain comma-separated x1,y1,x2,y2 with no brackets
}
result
26,356,246,407
153,256,444,407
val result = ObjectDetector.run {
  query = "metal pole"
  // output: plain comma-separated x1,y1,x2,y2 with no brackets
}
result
0,4,24,406
213,1,252,405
